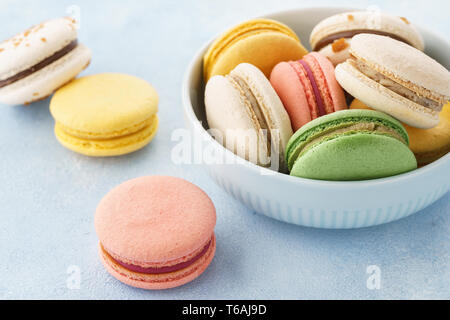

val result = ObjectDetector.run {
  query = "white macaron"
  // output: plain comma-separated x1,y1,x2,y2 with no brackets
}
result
310,11,424,66
0,17,91,105
335,34,450,129
205,63,293,172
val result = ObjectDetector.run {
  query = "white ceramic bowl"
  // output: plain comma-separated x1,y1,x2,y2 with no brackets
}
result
182,7,450,229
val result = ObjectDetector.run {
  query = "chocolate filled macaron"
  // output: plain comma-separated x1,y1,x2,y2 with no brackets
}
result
0,17,91,105
310,11,424,66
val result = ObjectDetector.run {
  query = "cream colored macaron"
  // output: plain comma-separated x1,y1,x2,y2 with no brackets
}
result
50,73,159,157
205,63,293,172
0,17,91,105
335,34,450,129
310,11,424,66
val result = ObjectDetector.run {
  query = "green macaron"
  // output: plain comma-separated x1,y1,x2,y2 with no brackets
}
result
286,109,418,181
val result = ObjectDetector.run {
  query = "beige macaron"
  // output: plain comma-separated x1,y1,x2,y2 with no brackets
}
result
310,11,424,66
335,34,450,129
0,17,91,105
205,63,293,172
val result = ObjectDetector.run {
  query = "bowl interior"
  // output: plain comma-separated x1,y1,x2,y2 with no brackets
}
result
185,7,450,175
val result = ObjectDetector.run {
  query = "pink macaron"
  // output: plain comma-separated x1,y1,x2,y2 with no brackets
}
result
95,176,217,290
270,52,347,131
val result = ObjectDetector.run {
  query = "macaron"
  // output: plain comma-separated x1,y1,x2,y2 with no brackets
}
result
286,109,417,181
310,11,424,66
205,63,293,172
95,176,217,290
270,52,347,131
50,73,158,157
0,17,91,105
351,99,450,166
335,34,450,129
203,18,308,81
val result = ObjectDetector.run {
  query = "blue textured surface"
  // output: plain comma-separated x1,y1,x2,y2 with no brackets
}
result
0,0,449,300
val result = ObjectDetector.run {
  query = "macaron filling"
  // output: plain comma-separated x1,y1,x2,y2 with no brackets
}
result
0,39,79,88
56,115,155,140
54,115,158,153
314,30,413,51
302,54,335,114
226,73,272,156
228,74,270,132
103,238,213,275
297,122,406,158
298,60,326,117
348,57,443,112
288,61,319,120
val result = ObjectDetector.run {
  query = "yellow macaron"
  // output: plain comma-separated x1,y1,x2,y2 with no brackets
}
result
50,73,159,157
203,18,308,81
350,99,450,165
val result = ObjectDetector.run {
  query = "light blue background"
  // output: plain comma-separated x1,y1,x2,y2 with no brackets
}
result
0,0,448,300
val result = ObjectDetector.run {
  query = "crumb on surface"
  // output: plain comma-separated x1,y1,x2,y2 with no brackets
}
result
332,38,349,53
66,17,77,24
348,14,355,21
33,92,39,96
41,37,47,42
0,48,4,52
400,17,410,24
34,24,45,33
82,60,91,70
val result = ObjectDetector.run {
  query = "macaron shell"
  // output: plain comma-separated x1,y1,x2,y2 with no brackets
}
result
95,176,216,264
99,235,216,290
310,11,424,52
54,115,158,157
302,54,335,115
336,61,440,129
205,30,307,80
270,53,347,131
0,44,91,105
405,105,450,164
203,19,300,76
291,133,417,181
350,34,450,102
50,73,158,134
270,62,312,130
351,99,450,165
231,63,293,170
205,75,269,166
317,39,352,67
286,109,410,171
0,17,77,80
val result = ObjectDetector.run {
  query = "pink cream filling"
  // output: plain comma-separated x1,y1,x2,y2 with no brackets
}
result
289,61,318,120
298,60,326,117
110,240,212,275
